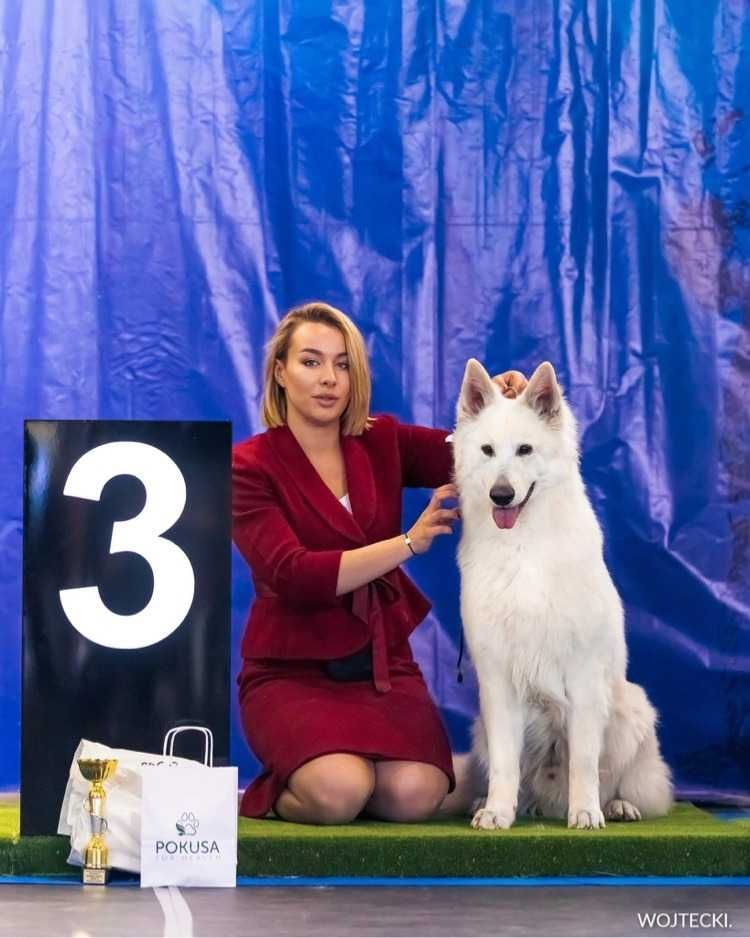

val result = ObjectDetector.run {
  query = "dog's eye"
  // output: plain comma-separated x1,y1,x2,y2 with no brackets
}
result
481,444,495,457
516,444,533,456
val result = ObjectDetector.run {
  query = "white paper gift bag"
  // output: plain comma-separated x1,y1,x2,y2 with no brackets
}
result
140,726,237,888
140,763,238,888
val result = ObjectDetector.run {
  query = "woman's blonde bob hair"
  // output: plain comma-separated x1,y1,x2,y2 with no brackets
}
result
262,302,372,436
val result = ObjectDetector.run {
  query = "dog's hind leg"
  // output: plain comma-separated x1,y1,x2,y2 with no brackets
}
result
607,732,673,820
600,681,673,821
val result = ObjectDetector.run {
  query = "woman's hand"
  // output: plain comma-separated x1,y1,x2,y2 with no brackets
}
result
407,483,460,555
493,369,528,399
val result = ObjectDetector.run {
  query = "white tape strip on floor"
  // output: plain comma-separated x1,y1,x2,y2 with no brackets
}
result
168,886,194,938
153,885,193,937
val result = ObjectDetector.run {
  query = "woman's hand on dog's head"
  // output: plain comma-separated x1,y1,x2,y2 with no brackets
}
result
493,370,528,399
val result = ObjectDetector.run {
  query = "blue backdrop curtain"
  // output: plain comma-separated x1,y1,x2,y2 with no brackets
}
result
1,0,748,801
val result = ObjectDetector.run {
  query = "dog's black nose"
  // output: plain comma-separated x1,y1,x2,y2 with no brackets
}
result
490,484,515,506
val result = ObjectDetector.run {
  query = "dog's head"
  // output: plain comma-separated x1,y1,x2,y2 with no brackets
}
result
453,359,579,530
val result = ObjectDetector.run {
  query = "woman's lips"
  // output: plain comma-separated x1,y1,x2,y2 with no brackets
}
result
313,395,338,407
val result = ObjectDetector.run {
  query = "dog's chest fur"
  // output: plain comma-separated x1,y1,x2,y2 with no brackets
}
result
458,494,623,704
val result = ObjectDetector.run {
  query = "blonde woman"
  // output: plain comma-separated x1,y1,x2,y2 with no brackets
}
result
233,302,526,823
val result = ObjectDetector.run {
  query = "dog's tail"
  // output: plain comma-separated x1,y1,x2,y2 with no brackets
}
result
437,752,478,817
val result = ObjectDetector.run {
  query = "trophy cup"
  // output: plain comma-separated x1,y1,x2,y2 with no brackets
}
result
77,758,118,884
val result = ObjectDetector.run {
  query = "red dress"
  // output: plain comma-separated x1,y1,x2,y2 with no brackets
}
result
232,415,455,817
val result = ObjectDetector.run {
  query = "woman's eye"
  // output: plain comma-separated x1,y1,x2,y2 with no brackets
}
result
481,444,494,457
302,359,319,366
337,361,349,369
517,444,533,456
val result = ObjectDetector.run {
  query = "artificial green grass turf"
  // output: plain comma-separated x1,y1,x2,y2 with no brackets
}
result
1,796,748,878
0,796,67,876
237,804,750,878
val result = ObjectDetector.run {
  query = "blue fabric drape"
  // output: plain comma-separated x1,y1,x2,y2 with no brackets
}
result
1,0,748,801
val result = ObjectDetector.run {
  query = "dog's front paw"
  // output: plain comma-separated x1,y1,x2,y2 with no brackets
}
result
471,806,515,830
568,806,606,829
603,798,642,822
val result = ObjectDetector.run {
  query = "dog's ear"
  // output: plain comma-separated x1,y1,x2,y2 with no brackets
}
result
458,358,496,419
523,362,562,424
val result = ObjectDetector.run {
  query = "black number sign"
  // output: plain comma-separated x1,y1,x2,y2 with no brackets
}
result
22,421,231,835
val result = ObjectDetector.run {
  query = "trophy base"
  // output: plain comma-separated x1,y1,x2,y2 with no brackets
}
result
82,866,109,885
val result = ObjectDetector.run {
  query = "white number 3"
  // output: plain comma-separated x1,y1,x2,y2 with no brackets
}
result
59,442,196,649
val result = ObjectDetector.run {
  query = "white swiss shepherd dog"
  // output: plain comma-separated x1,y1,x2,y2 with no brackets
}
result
451,359,673,830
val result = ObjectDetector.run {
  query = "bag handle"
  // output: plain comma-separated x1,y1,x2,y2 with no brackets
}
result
163,725,214,767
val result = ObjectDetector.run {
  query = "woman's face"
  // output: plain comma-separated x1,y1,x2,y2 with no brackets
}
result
274,322,352,427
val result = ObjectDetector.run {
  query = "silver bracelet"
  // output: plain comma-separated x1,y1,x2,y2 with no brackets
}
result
403,532,417,556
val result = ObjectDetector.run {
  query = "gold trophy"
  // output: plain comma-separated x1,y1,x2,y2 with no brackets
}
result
77,758,118,884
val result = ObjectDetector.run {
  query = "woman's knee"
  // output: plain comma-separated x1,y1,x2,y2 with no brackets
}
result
370,762,450,822
288,754,376,824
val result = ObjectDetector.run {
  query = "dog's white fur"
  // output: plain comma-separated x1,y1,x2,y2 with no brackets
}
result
451,359,673,830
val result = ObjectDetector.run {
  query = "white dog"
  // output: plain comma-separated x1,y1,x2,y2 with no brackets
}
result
451,359,673,830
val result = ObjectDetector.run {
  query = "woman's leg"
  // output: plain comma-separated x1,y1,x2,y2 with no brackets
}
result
366,760,450,822
274,753,376,824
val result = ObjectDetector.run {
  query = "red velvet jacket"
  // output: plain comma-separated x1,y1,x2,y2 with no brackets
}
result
232,414,453,666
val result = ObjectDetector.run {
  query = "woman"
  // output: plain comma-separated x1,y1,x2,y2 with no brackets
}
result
233,301,526,824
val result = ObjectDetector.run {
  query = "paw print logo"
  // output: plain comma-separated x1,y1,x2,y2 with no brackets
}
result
176,812,199,836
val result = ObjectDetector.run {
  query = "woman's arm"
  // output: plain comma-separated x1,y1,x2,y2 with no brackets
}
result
335,483,458,594
397,422,454,489
336,535,411,595
233,451,458,603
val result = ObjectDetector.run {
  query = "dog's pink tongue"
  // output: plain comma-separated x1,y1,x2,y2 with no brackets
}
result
493,506,521,530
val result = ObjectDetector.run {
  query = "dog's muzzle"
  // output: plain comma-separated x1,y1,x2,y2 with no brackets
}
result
491,482,536,530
